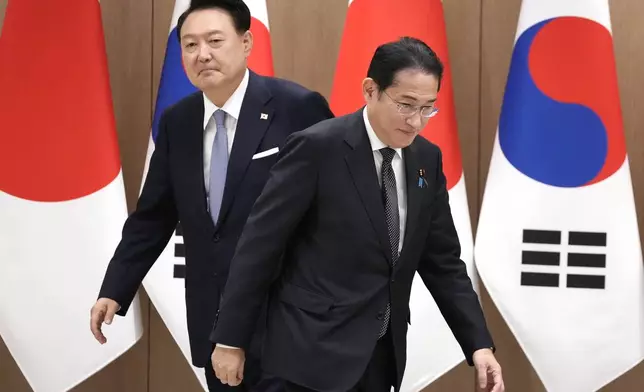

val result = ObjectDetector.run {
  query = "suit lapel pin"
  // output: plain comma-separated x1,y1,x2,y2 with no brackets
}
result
418,168,428,188
260,113,268,120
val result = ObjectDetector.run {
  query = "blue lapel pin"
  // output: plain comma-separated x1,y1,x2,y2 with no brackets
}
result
418,169,428,188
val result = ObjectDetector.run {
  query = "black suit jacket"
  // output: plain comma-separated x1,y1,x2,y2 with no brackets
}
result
98,70,334,367
210,108,494,391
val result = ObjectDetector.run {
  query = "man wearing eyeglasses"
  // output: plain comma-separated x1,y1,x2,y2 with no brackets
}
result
209,37,504,392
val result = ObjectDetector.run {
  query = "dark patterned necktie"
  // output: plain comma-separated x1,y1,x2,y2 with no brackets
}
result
378,147,399,338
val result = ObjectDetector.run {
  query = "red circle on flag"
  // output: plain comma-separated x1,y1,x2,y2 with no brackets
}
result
329,0,463,190
249,17,274,77
0,0,122,202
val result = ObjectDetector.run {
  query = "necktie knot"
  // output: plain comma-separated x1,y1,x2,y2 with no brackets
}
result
380,147,396,165
214,109,226,128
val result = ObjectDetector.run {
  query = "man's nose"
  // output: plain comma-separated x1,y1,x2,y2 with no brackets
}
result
197,44,212,62
406,111,424,130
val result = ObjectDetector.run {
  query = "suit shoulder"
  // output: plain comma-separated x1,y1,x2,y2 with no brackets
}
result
158,91,202,123
262,75,320,100
292,112,352,143
413,133,442,157
165,91,202,115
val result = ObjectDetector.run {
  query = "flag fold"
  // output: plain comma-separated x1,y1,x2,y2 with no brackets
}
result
0,1,143,391
330,1,478,390
475,1,644,391
142,1,274,389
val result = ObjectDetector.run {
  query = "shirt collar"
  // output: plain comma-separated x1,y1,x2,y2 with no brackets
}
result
203,68,250,129
362,107,403,158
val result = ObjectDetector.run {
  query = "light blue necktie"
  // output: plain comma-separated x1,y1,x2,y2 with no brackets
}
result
208,109,228,225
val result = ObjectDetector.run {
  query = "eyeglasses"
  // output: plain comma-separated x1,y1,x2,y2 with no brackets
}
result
382,90,439,119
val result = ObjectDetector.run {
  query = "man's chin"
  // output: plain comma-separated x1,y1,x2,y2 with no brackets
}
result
197,77,224,91
391,133,418,149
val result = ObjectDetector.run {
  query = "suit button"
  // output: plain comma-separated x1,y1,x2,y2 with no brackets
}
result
377,312,384,320
213,233,220,242
391,277,395,283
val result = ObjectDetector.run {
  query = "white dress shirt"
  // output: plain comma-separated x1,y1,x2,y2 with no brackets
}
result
362,108,407,254
207,70,249,351
203,68,249,194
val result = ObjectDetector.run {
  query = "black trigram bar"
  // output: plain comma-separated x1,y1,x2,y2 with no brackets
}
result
521,250,560,266
567,274,605,289
568,253,606,268
569,231,606,247
523,229,561,245
175,243,185,258
173,264,186,279
174,223,186,279
174,244,186,279
521,272,559,287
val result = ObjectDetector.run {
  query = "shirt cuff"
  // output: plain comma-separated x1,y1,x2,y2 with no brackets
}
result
216,343,240,349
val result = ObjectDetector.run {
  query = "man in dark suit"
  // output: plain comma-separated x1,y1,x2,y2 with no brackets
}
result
89,1,333,390
209,37,504,392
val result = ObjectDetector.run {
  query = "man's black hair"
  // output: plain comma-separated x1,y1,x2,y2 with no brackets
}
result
176,0,251,43
367,36,444,92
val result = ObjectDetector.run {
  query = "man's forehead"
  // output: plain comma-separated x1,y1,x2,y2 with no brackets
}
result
182,9,235,32
181,29,225,39
391,70,439,84
389,74,438,98
389,85,438,100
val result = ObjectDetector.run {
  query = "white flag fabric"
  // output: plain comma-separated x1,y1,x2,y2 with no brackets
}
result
142,1,274,389
0,1,143,391
474,1,644,391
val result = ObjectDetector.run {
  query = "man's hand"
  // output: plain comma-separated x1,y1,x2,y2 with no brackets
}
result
211,345,245,386
473,348,504,392
89,298,120,344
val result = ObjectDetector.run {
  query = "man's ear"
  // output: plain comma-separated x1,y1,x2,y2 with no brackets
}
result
362,78,378,102
243,30,253,57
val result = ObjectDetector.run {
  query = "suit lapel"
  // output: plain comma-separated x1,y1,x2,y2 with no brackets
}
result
344,110,393,264
398,140,423,266
182,93,211,221
216,71,273,228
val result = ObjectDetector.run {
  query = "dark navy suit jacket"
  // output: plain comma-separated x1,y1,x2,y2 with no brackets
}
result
210,109,494,391
98,70,334,367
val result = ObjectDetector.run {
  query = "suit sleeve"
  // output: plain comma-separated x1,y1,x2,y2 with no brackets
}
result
416,149,494,365
209,130,320,350
97,111,178,315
